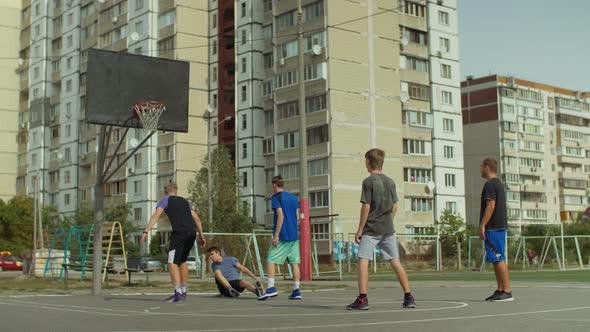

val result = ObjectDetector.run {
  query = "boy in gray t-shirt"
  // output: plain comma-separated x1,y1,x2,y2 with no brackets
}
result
347,149,416,310
208,246,263,298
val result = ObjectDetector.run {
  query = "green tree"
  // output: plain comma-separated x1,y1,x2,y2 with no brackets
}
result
188,145,254,233
436,209,466,258
0,196,35,254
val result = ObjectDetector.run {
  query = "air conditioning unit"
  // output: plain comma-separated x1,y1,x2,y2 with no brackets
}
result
438,0,444,5
128,167,135,175
278,58,285,66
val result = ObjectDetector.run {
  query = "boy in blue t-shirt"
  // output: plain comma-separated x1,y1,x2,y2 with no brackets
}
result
258,175,302,301
208,246,264,298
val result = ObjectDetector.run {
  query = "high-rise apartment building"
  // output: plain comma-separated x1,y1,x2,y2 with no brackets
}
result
0,0,21,201
207,0,465,235
462,75,590,227
17,0,209,245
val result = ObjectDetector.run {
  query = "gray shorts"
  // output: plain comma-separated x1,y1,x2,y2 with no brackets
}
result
358,234,399,261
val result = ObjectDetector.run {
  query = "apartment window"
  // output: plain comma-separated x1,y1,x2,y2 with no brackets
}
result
277,101,298,119
241,2,246,17
32,153,38,167
439,37,450,53
67,12,73,26
306,94,326,113
441,64,452,79
134,47,143,54
64,170,71,184
263,0,272,12
136,0,143,11
51,125,60,139
508,208,520,218
33,67,39,79
444,174,456,187
506,191,520,202
402,110,432,128
442,90,453,105
241,57,247,73
401,26,427,45
51,60,60,72
438,11,449,25
408,83,430,101
241,114,247,130
304,0,324,21
403,168,431,183
49,171,59,184
262,80,272,96
548,114,555,125
241,85,247,102
241,143,247,159
312,222,330,241
66,79,72,92
277,10,296,30
135,21,144,34
64,147,71,162
212,39,217,55
242,172,248,187
308,158,328,176
404,56,429,72
519,157,543,168
443,118,454,133
158,10,176,29
445,202,458,214
263,53,273,69
262,138,274,155
275,70,298,89
502,104,514,113
64,194,70,206
502,139,516,149
158,145,174,161
134,153,142,168
34,24,40,38
309,190,329,208
307,125,329,145
277,131,299,150
502,121,518,132
304,63,324,81
264,110,274,125
133,180,141,194
212,121,217,136
263,24,272,39
444,145,454,159
67,34,73,47
134,207,142,221
403,139,428,155
241,29,247,45
408,198,432,212
401,0,426,18
278,163,299,180
280,40,298,58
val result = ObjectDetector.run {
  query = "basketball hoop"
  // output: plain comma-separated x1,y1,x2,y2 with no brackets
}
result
133,100,165,133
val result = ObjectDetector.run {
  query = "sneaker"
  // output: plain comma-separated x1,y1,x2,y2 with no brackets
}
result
255,281,264,297
485,290,502,302
164,293,176,302
228,288,241,298
346,296,369,310
491,291,514,302
258,286,278,301
403,295,416,308
172,292,185,303
288,289,302,300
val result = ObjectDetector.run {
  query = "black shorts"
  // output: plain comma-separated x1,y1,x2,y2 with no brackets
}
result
167,232,196,265
216,279,245,297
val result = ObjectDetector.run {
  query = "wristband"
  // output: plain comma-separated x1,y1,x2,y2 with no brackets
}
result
143,230,148,234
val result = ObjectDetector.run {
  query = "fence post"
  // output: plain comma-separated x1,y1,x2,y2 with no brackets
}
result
200,254,206,279
456,236,462,270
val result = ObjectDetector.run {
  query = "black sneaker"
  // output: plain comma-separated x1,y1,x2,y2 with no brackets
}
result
346,296,369,310
255,281,264,297
403,295,416,308
229,288,241,298
485,290,502,302
491,291,513,302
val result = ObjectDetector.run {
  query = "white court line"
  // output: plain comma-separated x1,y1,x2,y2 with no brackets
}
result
117,305,590,332
0,299,151,316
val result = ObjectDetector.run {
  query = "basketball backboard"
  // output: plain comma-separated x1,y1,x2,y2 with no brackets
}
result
85,48,190,132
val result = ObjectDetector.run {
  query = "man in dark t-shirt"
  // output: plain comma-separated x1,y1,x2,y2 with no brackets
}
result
141,182,206,303
479,158,513,302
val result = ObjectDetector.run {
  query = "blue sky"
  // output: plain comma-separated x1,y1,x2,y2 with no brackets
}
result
458,0,589,91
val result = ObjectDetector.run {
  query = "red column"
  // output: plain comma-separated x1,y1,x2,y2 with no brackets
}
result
299,199,312,281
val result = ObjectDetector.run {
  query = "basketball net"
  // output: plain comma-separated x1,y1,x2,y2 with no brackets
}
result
133,101,165,134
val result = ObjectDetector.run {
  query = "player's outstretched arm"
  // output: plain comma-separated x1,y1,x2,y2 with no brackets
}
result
141,207,164,244
214,270,232,290
236,262,260,282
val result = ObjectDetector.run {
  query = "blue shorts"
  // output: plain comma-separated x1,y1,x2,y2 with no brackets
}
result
484,229,506,263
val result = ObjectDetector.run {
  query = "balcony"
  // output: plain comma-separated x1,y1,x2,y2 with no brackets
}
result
521,183,545,193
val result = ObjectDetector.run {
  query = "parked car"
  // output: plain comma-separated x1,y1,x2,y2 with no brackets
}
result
140,257,162,271
0,255,23,271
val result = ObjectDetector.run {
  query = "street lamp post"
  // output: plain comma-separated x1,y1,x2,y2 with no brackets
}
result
207,112,232,231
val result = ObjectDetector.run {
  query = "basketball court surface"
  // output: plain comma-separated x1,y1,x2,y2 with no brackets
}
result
1,281,588,331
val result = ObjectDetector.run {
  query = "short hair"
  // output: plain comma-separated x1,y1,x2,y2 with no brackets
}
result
482,158,498,173
365,148,385,170
165,181,177,194
272,175,284,188
207,246,221,254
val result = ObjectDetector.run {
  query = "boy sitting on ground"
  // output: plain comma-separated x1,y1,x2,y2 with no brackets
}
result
208,246,264,298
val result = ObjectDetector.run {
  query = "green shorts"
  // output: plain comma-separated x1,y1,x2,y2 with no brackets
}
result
267,240,300,264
